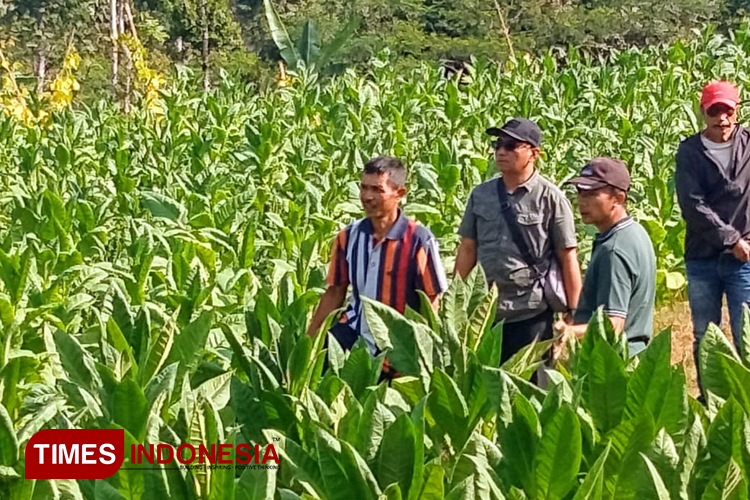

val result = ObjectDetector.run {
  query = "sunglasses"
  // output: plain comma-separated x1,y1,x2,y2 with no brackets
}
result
705,104,737,118
492,137,525,151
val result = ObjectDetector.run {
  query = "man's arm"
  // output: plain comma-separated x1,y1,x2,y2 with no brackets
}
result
416,236,449,312
306,284,348,338
555,315,626,340
455,192,478,279
454,237,477,279
557,247,582,312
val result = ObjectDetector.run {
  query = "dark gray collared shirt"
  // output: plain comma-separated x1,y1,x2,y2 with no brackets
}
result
675,126,750,260
458,172,577,322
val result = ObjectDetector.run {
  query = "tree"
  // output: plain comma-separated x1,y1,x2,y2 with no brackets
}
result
0,0,101,94
263,0,360,75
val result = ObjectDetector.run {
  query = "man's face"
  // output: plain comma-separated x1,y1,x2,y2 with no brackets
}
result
494,135,537,174
576,186,620,226
359,172,405,219
703,103,738,142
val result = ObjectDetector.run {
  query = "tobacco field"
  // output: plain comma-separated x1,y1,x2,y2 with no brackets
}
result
4,24,750,500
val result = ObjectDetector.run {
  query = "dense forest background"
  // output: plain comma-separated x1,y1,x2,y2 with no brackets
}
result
2,0,750,98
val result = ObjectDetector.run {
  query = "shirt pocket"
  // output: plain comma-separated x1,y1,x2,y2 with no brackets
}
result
473,203,501,242
516,212,546,259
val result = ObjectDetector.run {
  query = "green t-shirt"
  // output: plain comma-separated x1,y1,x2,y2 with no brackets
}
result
574,216,656,341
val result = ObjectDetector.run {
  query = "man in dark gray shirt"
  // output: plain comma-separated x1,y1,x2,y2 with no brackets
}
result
455,118,582,365
553,158,656,357
675,80,750,383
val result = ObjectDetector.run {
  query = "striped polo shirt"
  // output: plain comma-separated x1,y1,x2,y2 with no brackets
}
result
327,210,448,353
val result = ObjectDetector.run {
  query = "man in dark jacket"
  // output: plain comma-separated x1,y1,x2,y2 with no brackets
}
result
675,80,750,382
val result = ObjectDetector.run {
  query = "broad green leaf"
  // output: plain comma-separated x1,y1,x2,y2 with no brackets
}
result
317,17,361,69
502,393,540,492
0,402,18,465
363,297,431,380
444,475,475,500
341,346,379,400
534,405,581,500
236,456,277,500
263,0,299,68
263,430,324,498
382,484,404,500
462,284,497,350
588,340,627,434
94,480,128,500
113,379,149,442
328,333,347,375
624,329,672,422
676,417,705,500
572,443,611,500
288,334,312,396
409,399,426,500
144,362,178,408
415,462,444,500
168,311,214,381
359,389,396,462
742,304,750,369
641,453,672,500
53,330,102,394
604,413,656,498
450,433,504,499
139,318,174,388
141,191,186,220
695,398,750,497
476,321,503,367
376,414,417,499
297,20,320,66
643,430,680,499
700,325,738,401
700,460,747,500
195,372,232,410
427,368,470,448
717,354,750,416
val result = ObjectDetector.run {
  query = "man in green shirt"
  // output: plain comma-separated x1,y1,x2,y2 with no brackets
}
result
553,157,656,356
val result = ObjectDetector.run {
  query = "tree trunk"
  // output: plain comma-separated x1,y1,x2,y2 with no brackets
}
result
35,49,47,96
201,0,210,92
492,0,515,60
124,0,139,40
111,0,119,90
118,0,132,113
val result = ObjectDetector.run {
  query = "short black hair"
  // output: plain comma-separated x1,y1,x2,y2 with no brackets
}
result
363,156,407,187
603,185,628,206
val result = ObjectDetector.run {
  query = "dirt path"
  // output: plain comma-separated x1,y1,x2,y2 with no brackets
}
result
654,301,732,397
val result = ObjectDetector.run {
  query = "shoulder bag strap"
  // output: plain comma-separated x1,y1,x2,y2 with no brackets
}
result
495,177,542,277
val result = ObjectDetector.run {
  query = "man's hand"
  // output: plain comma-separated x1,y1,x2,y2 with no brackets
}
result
306,285,347,338
734,239,750,262
551,319,570,362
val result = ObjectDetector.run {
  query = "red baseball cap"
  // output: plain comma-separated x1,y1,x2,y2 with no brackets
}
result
700,81,740,110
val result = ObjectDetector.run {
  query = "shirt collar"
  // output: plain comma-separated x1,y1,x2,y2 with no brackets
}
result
506,170,540,194
360,209,409,240
595,215,634,245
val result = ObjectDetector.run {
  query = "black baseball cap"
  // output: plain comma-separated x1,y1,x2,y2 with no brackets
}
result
486,118,542,148
567,157,631,191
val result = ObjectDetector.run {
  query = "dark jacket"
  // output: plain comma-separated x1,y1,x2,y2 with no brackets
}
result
675,125,750,260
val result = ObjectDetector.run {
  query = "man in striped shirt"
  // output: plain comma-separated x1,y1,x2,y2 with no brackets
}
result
306,156,448,369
